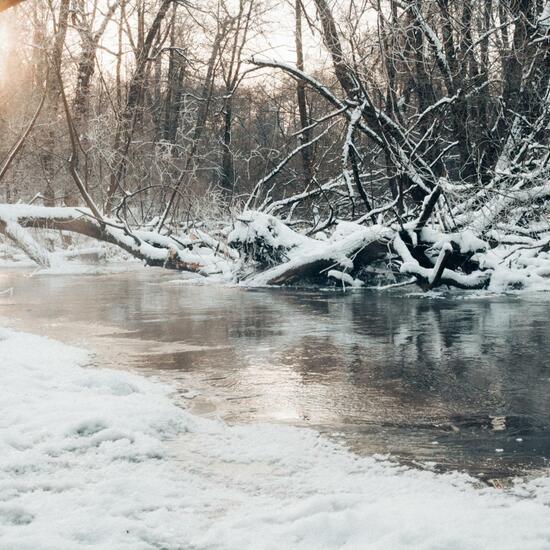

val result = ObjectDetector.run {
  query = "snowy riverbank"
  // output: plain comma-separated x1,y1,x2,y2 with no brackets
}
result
4,206,550,294
2,328,550,549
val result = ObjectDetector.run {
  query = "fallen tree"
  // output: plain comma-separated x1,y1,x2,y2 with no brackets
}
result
3,202,550,292
0,204,210,273
229,211,491,289
229,212,394,286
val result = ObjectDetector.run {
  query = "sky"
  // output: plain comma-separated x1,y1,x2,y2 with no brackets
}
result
0,0,334,84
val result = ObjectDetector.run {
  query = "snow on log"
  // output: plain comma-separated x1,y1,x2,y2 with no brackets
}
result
192,228,240,260
415,185,442,230
229,211,313,267
0,204,208,273
327,269,363,288
454,182,550,235
419,227,488,255
0,217,51,268
240,215,393,286
393,233,490,290
230,212,491,289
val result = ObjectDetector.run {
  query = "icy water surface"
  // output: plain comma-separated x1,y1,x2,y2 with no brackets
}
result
1,266,550,480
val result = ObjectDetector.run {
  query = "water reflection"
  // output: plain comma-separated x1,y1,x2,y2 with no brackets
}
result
1,267,549,479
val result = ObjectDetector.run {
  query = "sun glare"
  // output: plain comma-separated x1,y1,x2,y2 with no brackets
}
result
0,20,13,81
0,22,9,53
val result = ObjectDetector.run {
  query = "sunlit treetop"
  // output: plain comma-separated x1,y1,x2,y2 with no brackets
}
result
0,0,25,13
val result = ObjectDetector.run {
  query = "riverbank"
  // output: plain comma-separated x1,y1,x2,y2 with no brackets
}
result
2,327,550,549
3,207,550,293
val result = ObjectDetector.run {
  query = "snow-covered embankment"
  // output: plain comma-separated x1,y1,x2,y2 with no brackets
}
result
2,329,550,549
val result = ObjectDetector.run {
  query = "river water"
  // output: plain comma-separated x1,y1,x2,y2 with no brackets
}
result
1,266,549,481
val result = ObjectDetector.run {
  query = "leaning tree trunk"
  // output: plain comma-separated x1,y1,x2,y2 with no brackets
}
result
0,204,207,272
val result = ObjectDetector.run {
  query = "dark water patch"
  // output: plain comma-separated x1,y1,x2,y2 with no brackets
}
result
1,267,550,479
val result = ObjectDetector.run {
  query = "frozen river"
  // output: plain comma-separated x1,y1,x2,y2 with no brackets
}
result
2,266,550,481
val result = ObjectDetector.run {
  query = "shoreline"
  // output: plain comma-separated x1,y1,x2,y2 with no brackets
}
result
2,327,550,548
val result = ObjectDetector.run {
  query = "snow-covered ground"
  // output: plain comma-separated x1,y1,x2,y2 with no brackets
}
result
2,329,550,550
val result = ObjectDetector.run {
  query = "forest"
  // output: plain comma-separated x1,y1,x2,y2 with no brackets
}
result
0,0,549,291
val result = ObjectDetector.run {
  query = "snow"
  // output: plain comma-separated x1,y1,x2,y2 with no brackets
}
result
539,1,550,29
420,227,488,254
229,210,314,255
4,202,550,293
241,218,392,286
0,204,82,222
327,269,363,288
394,233,489,289
1,220,51,268
0,204,230,278
411,6,453,88
2,328,550,549
481,246,550,292
342,102,366,199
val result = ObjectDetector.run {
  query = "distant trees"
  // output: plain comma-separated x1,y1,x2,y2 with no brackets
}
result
252,1,549,224
0,0,344,224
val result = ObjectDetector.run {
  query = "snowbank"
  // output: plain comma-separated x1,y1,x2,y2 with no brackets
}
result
2,329,550,549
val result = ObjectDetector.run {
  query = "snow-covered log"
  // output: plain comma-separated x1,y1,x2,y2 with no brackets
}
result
227,211,494,289
257,228,392,286
229,211,312,267
8,203,548,292
0,204,207,273
233,212,394,286
0,217,51,268
393,232,490,290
